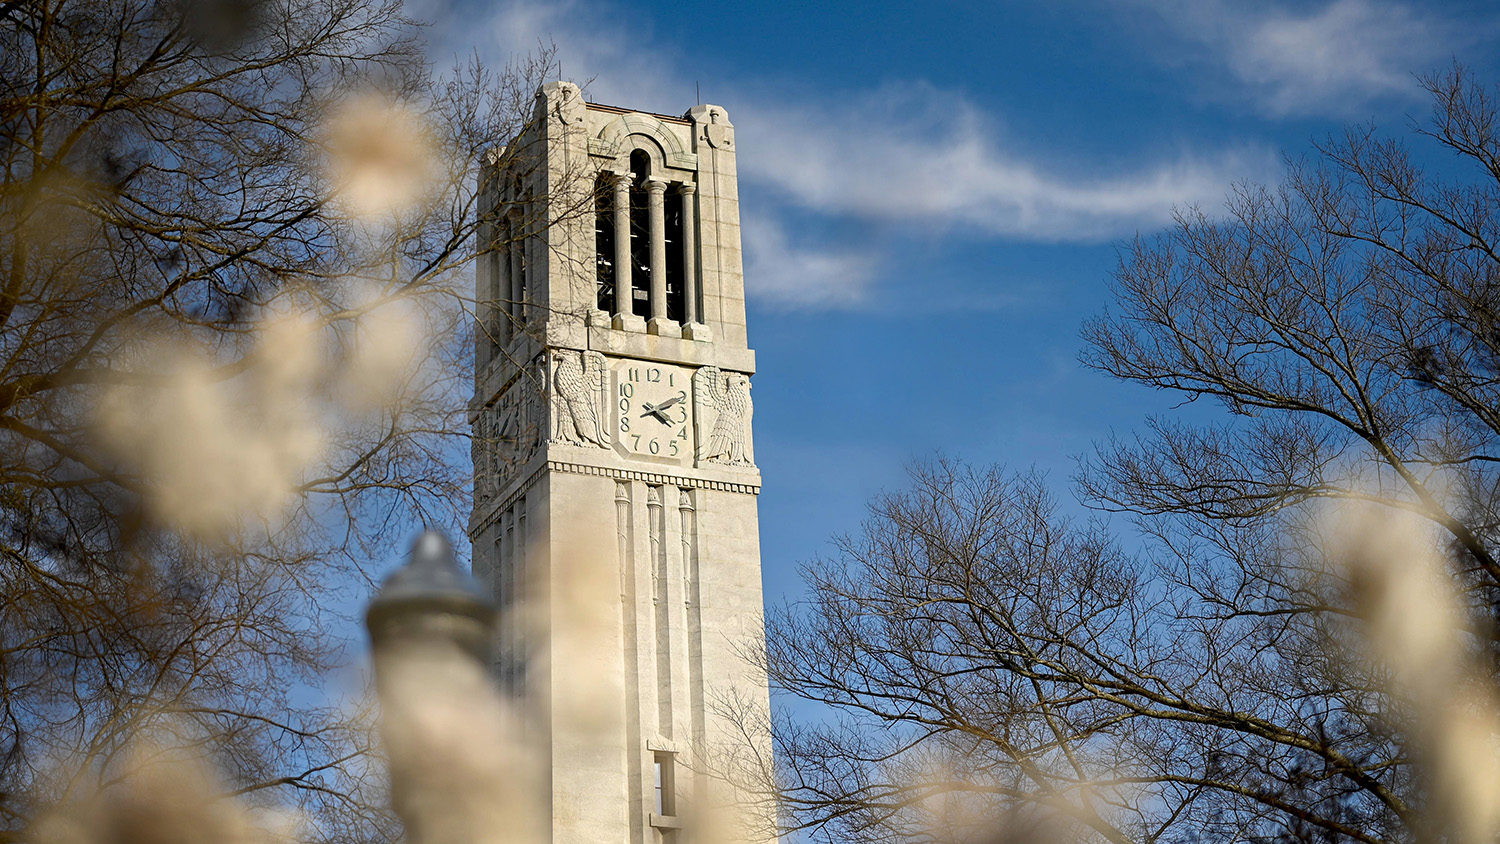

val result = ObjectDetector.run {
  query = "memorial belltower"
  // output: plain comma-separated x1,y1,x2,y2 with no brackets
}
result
469,82,776,844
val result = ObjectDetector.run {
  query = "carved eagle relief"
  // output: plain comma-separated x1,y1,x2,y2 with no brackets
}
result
693,366,753,466
549,350,609,448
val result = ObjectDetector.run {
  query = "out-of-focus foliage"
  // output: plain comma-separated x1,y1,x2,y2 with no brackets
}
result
0,0,562,838
767,66,1500,844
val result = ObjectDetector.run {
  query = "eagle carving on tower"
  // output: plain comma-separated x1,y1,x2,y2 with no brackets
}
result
550,350,607,448
693,366,753,465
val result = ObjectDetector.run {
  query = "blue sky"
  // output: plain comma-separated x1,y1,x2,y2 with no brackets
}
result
415,0,1500,603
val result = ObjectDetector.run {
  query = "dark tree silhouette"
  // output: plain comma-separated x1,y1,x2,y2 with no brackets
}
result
0,0,582,838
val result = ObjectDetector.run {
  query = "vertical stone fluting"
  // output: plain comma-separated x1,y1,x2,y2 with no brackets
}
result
501,508,514,603
615,480,644,839
616,481,632,597
516,501,527,567
499,508,514,688
515,498,527,694
648,484,671,736
496,506,507,677
680,183,697,327
678,489,695,604
646,178,668,326
613,173,631,318
648,485,662,606
679,488,703,784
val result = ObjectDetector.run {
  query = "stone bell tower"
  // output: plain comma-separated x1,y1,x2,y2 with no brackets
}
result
469,82,775,844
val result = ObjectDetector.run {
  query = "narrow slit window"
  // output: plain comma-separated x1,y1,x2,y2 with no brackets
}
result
653,751,676,817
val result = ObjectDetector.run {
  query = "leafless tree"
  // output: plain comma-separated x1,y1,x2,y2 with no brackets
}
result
0,0,584,839
766,66,1500,844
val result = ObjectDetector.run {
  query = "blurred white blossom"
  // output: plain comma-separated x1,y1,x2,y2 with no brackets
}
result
95,315,324,537
1333,507,1500,844
323,93,439,219
35,734,259,844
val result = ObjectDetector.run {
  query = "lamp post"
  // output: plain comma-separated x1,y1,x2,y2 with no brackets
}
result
365,530,497,844
366,530,495,663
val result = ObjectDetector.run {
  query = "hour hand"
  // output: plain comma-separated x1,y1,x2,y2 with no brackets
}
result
638,402,671,425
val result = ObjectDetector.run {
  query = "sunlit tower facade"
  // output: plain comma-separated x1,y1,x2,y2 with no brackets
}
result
469,82,776,844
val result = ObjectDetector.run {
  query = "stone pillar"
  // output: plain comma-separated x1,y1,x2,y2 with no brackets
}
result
613,174,631,318
679,183,703,340
612,174,645,333
645,178,677,338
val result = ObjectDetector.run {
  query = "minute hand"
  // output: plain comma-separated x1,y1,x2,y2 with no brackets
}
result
638,402,672,425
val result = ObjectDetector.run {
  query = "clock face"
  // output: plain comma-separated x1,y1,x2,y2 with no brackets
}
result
612,359,692,462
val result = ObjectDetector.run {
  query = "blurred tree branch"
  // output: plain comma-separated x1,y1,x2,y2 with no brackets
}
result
0,0,582,839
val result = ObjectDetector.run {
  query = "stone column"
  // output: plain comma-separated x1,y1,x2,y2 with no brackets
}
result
612,174,631,318
611,173,645,332
678,183,700,338
645,178,676,337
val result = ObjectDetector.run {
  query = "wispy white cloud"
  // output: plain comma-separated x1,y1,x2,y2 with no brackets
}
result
740,214,877,309
441,0,693,113
1130,0,1464,116
737,89,1273,241
433,0,1274,309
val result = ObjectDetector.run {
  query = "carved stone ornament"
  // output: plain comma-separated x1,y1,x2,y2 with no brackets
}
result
693,366,753,466
477,361,546,498
703,108,733,150
548,349,610,448
473,411,495,502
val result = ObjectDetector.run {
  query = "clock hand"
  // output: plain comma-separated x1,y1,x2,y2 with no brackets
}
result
654,394,683,411
639,406,671,425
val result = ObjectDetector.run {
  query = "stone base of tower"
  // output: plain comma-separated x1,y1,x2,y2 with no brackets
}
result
475,461,775,844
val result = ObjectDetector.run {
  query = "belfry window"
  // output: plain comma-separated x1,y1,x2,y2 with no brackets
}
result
510,174,527,329
594,174,615,311
629,151,652,319
664,189,685,323
594,148,697,331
